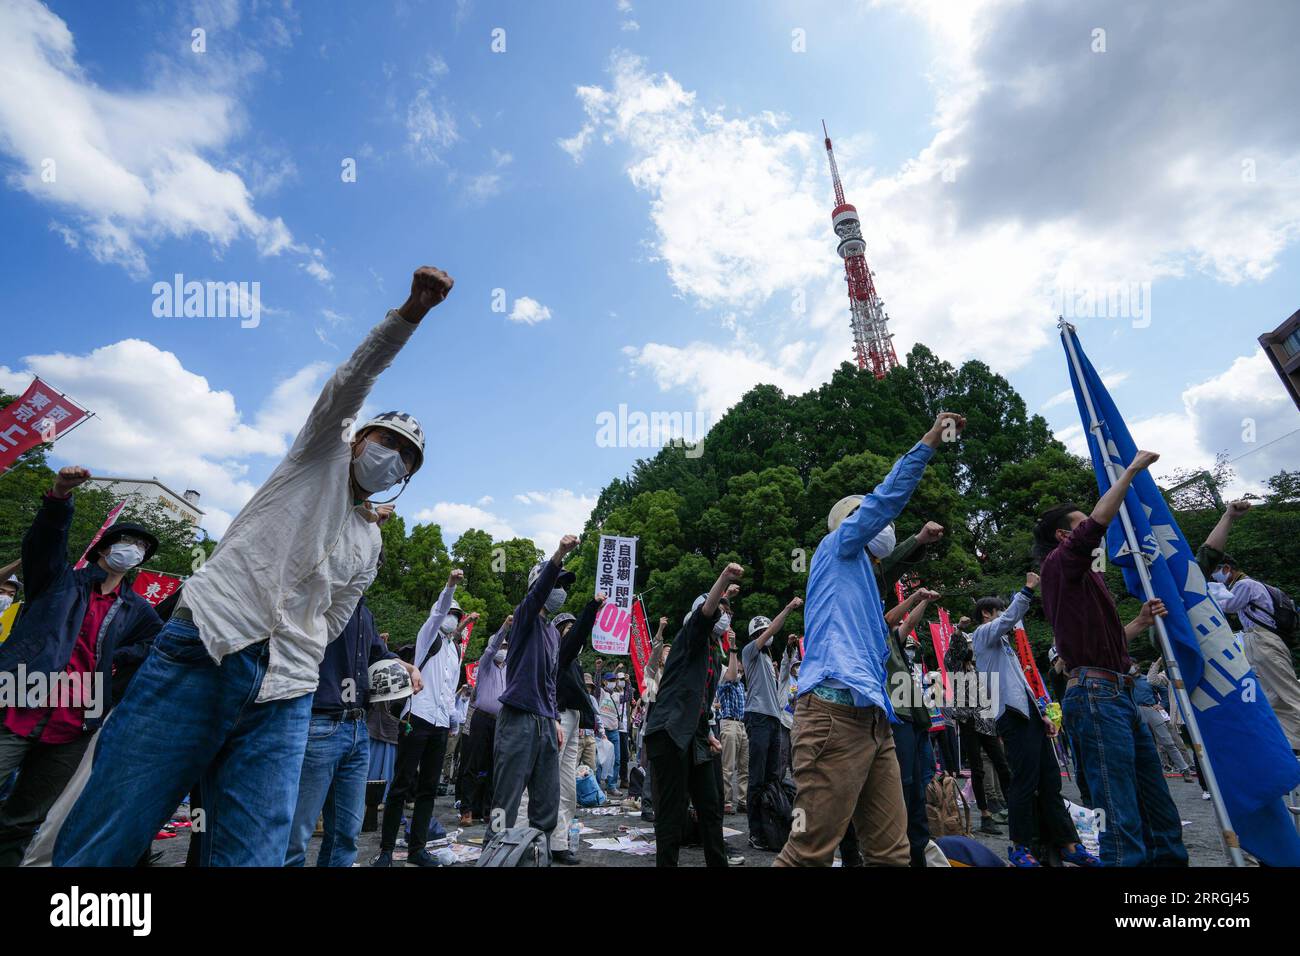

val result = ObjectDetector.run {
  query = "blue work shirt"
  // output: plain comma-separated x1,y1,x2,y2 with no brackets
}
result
798,441,935,719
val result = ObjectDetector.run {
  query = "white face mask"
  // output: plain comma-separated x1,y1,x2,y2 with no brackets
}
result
104,541,145,573
352,440,408,494
1211,569,1229,584
494,649,507,665
0,595,12,613
617,680,626,688
867,523,896,560
544,589,567,614
713,612,731,637
440,616,458,636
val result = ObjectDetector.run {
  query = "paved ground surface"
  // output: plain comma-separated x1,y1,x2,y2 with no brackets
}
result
150,771,1232,867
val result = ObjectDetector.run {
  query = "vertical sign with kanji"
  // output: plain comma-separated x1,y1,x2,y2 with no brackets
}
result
0,377,90,472
591,534,637,655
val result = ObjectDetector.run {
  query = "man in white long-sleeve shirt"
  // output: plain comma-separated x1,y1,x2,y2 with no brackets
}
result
42,267,453,867
374,569,473,867
971,572,1094,868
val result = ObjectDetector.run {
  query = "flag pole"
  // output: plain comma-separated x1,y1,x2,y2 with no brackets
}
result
1059,317,1244,867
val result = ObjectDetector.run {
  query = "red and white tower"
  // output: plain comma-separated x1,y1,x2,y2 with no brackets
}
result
822,121,898,379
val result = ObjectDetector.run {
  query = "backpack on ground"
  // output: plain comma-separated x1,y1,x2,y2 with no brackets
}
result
576,767,606,807
476,825,551,867
925,774,971,838
757,778,797,850
1252,582,1298,646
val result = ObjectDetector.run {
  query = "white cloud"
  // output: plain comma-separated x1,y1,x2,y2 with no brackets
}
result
0,342,331,538
1052,351,1298,493
406,88,458,162
413,502,518,543
0,0,325,280
508,296,553,325
415,488,597,553
561,53,827,311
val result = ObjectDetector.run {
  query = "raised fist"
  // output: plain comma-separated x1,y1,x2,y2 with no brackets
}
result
1025,571,1040,590
927,411,966,444
410,266,453,309
557,534,579,555
787,596,803,610
53,466,91,497
595,592,609,605
1227,500,1252,519
1130,450,1160,472
449,568,465,587
917,521,945,545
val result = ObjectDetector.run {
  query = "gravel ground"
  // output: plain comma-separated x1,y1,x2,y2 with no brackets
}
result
148,770,1234,867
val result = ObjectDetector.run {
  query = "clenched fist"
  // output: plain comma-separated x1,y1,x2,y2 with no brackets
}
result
448,568,465,587
397,266,454,323
917,521,945,545
53,466,91,497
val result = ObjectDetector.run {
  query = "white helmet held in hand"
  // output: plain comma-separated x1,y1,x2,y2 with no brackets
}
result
368,659,414,703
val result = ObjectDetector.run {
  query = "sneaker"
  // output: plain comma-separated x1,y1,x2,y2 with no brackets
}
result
748,835,774,852
409,848,443,867
1182,770,1196,783
370,851,394,868
991,810,1009,824
1008,844,1040,867
979,816,1003,835
552,849,580,865
727,854,746,866
1060,843,1101,867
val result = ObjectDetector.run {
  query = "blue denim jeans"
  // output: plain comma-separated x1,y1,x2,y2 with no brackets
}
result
285,713,370,867
606,730,621,789
52,618,312,866
1062,676,1188,867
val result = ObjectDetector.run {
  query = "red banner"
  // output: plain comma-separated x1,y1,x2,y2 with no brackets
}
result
465,661,479,688
0,378,90,473
930,607,955,696
1013,623,1047,701
74,502,125,570
132,570,182,606
629,597,652,696
460,618,475,657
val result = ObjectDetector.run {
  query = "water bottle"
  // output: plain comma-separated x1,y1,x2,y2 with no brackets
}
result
569,817,582,857
434,847,456,866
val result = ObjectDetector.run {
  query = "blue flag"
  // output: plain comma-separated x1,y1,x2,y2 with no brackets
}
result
1062,324,1300,866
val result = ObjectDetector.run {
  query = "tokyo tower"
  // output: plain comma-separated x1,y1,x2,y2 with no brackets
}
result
821,121,898,379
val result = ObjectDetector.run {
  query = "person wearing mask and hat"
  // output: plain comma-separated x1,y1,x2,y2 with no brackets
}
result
740,596,802,850
597,671,623,792
576,672,600,778
644,562,745,867
456,614,512,826
489,534,581,851
1198,500,1300,751
374,569,475,867
41,266,453,868
0,571,21,646
551,593,605,864
776,411,966,868
0,466,162,866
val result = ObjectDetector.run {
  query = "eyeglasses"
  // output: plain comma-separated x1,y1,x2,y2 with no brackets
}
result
369,430,418,469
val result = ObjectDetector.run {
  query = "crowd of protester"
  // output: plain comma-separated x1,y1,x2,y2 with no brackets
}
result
1,266,1297,869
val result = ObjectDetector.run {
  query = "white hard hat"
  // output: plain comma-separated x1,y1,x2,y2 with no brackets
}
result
828,494,864,532
447,598,463,620
357,411,426,475
368,658,414,703
748,615,772,637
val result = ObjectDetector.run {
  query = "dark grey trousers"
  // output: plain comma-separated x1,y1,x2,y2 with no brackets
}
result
490,704,559,839
0,725,91,866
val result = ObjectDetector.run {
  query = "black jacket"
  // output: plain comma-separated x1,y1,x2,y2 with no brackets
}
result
556,598,600,728
312,595,396,714
644,604,720,757
0,492,162,732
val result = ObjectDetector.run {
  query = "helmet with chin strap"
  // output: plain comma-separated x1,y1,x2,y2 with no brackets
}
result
357,411,426,475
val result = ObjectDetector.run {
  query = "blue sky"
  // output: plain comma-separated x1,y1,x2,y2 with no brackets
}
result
1,0,1297,547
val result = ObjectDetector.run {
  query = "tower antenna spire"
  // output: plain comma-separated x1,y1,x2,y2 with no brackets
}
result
821,122,898,379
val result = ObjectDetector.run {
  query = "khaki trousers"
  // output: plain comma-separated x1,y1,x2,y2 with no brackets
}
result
720,717,749,805
1243,627,1300,750
774,693,910,867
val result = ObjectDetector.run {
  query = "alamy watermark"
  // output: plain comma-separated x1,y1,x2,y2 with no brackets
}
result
151,273,261,328
1050,278,1151,328
596,403,708,458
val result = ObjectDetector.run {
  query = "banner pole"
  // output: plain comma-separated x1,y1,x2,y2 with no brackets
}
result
1059,318,1244,867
